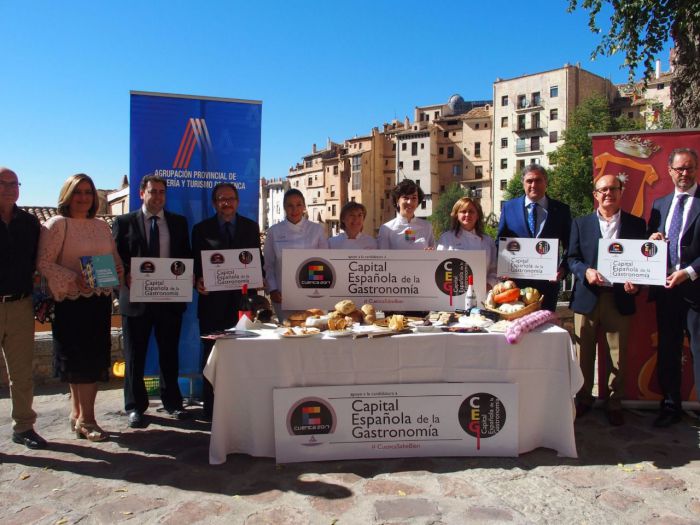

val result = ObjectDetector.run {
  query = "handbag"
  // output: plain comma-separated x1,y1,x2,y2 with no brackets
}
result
33,219,67,323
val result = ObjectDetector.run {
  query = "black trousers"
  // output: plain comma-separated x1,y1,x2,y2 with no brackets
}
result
655,285,700,412
122,306,184,414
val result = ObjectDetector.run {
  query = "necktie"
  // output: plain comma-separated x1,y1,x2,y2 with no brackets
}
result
149,216,160,257
667,194,688,269
225,222,235,249
527,202,538,237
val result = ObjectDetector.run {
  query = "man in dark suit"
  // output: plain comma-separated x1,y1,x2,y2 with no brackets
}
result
192,182,262,420
497,164,572,311
648,147,700,427
568,174,646,426
113,175,192,427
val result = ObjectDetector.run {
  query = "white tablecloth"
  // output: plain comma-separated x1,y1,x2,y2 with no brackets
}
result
203,325,583,465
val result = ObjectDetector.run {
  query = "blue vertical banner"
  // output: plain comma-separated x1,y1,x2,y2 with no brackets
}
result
130,91,262,389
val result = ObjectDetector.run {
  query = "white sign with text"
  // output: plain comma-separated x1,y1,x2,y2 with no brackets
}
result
130,257,193,302
596,239,667,286
497,237,559,280
280,249,487,311
273,382,518,463
201,248,263,291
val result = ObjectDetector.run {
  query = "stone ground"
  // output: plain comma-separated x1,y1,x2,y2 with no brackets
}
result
1,383,699,525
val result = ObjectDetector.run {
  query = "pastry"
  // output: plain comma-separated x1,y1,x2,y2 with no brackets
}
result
335,300,356,315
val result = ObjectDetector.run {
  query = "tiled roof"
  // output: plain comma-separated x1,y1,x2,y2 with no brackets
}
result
20,206,117,228
463,106,492,119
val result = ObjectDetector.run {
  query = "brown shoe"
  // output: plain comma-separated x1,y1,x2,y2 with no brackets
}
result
607,409,624,426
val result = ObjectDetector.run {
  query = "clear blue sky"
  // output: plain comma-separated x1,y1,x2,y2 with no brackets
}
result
1,0,672,206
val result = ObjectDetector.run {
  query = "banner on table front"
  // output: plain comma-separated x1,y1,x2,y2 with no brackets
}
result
280,249,487,311
273,383,518,463
130,91,262,379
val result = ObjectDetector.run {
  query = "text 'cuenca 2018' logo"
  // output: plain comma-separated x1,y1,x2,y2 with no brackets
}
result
286,397,336,439
296,258,335,289
458,393,506,450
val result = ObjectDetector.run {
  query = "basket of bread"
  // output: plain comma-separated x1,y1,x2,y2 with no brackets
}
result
285,300,378,332
483,281,543,320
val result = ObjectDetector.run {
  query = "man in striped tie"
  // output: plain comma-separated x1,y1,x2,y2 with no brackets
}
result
648,148,700,427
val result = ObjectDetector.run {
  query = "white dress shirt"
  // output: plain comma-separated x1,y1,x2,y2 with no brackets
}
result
328,232,378,250
377,215,435,250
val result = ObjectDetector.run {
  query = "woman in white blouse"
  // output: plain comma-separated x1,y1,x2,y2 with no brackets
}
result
263,189,328,321
377,179,434,250
329,202,377,249
437,196,497,289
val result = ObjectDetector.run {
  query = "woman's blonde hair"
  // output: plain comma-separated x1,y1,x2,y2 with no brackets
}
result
449,197,484,238
57,173,99,218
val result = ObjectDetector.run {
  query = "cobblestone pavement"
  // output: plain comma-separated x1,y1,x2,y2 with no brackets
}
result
1,384,699,525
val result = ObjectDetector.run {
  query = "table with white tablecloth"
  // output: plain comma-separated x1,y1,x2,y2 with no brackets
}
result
203,325,583,465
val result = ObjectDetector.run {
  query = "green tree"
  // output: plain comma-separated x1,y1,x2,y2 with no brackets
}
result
547,94,641,218
503,171,524,201
568,0,700,128
429,183,468,238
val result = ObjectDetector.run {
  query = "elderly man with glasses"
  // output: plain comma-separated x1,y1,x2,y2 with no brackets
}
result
648,147,700,427
568,174,646,426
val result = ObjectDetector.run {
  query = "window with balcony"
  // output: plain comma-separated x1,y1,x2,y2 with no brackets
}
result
447,146,454,158
307,177,312,186
501,138,508,149
332,204,336,215
474,142,481,157
352,171,361,190
475,166,483,179
550,85,559,97
517,94,527,108
501,95,508,106
531,112,540,129
549,131,558,143
501,116,508,127
413,160,420,170
518,114,526,130
531,136,540,151
532,91,541,106
500,158,508,169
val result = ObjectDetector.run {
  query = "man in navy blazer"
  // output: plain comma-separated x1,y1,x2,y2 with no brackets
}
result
568,174,646,425
113,175,192,427
192,182,263,420
647,148,700,427
497,164,572,311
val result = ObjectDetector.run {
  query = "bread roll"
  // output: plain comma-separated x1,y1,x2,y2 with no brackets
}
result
334,299,356,315
360,303,376,316
328,316,349,331
285,311,311,327
305,308,325,317
348,310,363,324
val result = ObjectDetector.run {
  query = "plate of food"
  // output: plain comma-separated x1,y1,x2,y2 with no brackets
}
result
277,327,321,338
408,320,443,333
325,329,354,338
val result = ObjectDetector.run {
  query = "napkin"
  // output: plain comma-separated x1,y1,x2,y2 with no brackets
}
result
235,314,255,331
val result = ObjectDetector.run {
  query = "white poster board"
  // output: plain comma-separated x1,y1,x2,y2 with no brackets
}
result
130,257,193,302
201,248,263,291
497,237,559,280
596,239,667,286
273,383,518,463
280,249,487,311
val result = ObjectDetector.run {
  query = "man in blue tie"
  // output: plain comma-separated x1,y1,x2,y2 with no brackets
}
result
113,175,192,428
497,164,572,311
648,148,700,427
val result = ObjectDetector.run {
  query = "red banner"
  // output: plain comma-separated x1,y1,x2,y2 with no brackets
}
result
591,130,700,402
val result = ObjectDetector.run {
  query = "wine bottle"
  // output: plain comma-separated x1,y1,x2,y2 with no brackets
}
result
465,274,477,310
238,283,253,321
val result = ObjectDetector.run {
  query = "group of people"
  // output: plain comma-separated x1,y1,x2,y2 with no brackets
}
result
1,146,698,449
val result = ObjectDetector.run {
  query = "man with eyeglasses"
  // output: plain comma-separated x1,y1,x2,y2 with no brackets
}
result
191,183,262,420
0,167,47,449
648,147,700,427
568,174,646,426
113,174,192,428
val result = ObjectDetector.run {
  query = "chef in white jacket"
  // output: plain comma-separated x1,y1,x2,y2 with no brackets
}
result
377,179,435,250
328,202,377,249
263,189,328,321
437,196,497,289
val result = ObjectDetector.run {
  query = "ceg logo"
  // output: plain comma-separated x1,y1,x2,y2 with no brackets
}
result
458,392,507,450
434,258,472,297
